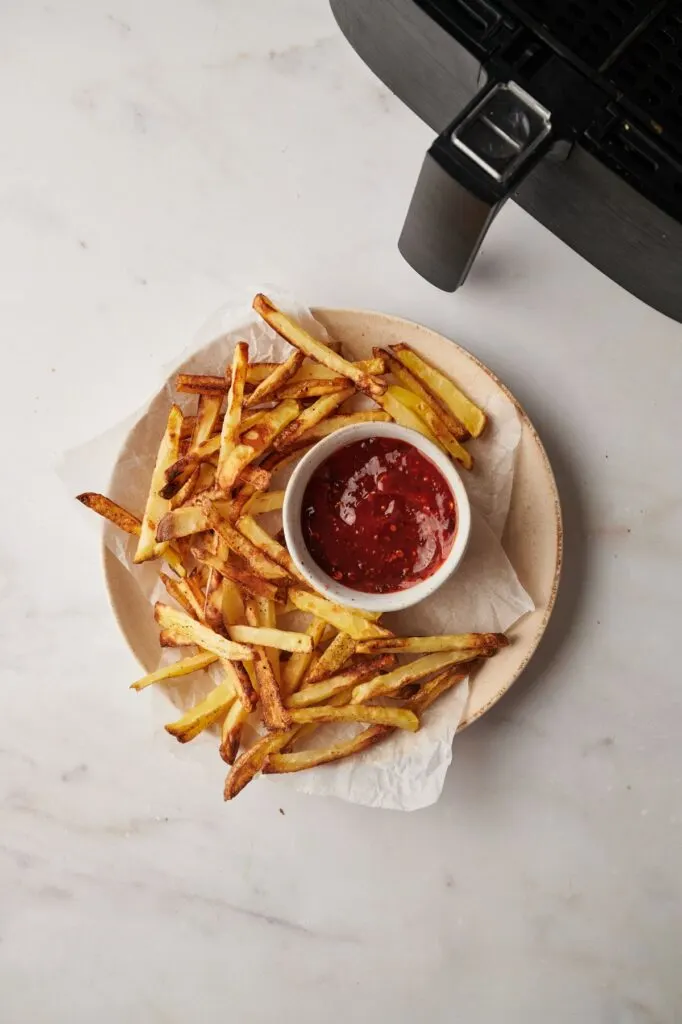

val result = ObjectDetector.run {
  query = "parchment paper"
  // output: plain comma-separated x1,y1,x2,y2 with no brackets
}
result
61,288,533,811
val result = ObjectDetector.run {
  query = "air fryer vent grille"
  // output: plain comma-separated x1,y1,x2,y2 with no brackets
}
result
608,7,682,147
508,0,655,68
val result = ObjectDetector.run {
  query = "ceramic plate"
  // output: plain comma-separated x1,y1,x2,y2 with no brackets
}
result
103,308,562,730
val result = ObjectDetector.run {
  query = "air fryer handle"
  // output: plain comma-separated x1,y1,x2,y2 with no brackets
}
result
399,81,554,292
399,150,502,292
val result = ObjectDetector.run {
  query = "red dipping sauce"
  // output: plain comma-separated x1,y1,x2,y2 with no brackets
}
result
301,437,457,594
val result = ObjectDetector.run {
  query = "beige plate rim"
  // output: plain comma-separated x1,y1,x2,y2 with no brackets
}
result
102,306,562,732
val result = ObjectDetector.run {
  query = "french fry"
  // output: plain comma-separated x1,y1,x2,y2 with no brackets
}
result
351,650,481,704
156,505,208,543
302,631,356,685
227,625,312,654
273,704,419,733
406,666,470,715
165,683,234,743
291,357,386,382
224,726,301,799
355,633,508,655
286,655,395,708
217,342,249,489
390,385,473,469
131,651,218,691
160,435,221,498
244,350,304,408
217,399,300,489
134,405,183,562
376,347,468,442
253,596,280,683
203,573,226,634
191,544,282,603
252,647,290,731
242,490,285,516
260,725,392,775
153,603,254,662
220,698,249,764
76,492,141,535
236,515,304,581
390,344,486,437
281,618,327,696
160,571,204,620
197,499,290,581
253,294,386,398
288,588,389,641
273,388,353,451
283,410,391,448
375,385,441,447
276,378,351,401
192,394,223,449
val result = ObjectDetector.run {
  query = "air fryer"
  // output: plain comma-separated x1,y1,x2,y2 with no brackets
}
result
330,0,682,322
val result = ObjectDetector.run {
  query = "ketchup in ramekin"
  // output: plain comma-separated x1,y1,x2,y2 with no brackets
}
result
300,436,457,594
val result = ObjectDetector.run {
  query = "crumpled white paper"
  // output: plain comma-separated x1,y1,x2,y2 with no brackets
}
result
61,288,533,811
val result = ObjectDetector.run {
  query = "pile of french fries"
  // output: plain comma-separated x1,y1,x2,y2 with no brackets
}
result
77,294,508,800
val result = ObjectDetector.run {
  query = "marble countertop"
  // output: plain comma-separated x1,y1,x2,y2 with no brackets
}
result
2,2,681,1021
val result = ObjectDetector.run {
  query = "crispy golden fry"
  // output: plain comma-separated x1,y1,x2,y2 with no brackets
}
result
291,357,385,382
176,374,229,397
76,492,141,535
217,399,300,489
281,618,327,696
242,490,285,516
203,573,226,634
169,468,199,510
375,385,441,446
153,603,255,662
160,571,204,620
131,651,218,691
237,465,272,491
406,666,469,715
220,698,248,764
376,347,468,442
75,494,190,578
227,624,312,653
244,350,304,408
276,378,351,401
217,342,249,489
160,435,221,498
286,655,395,708
224,727,300,799
273,388,353,451
288,588,389,641
351,649,481,704
302,631,356,685
284,411,391,449
390,385,473,469
192,394,223,449
156,505,208,543
198,499,290,580
236,515,304,581
134,405,183,562
253,647,290,731
252,596,280,683
274,704,418,733
165,683,234,743
356,633,508,655
191,544,282,602
390,344,486,437
223,658,258,714
253,294,386,398
261,725,392,774
221,579,245,628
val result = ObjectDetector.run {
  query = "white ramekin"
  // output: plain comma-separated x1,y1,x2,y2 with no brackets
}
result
282,422,471,614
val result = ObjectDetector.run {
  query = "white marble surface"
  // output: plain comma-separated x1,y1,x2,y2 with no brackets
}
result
1,2,681,1021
